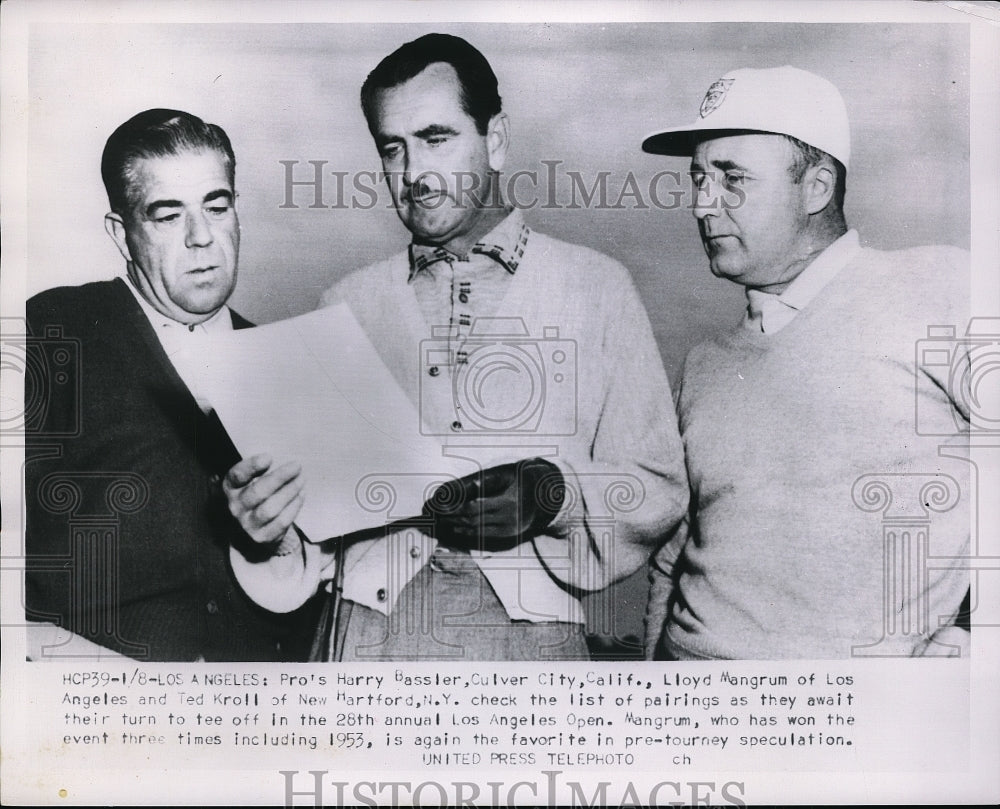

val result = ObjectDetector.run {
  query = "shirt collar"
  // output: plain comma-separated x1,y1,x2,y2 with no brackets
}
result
745,230,861,332
407,208,530,283
124,275,233,334
760,229,861,312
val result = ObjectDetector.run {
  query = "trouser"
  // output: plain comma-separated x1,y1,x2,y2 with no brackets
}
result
312,547,589,661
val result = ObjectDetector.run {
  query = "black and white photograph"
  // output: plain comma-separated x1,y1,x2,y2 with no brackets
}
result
2,0,998,805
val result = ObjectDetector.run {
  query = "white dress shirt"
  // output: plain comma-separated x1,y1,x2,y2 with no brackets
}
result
124,277,233,413
744,229,862,334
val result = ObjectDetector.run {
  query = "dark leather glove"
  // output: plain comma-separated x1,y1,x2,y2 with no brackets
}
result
423,458,565,550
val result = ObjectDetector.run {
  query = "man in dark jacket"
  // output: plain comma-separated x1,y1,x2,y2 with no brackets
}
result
24,109,314,661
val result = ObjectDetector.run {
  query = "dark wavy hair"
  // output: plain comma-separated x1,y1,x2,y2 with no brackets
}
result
360,33,502,135
101,108,235,215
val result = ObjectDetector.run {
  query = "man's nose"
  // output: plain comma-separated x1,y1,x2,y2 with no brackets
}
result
401,149,438,193
401,158,421,190
185,210,214,248
692,175,722,220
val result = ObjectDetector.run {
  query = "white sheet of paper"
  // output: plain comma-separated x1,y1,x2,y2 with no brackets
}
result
172,303,479,541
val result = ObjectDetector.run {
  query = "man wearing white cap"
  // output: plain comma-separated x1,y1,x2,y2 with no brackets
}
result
641,66,972,659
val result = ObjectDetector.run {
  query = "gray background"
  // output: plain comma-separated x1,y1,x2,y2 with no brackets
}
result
26,22,970,650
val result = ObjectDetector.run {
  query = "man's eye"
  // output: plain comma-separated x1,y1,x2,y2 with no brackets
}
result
154,213,181,223
380,144,402,159
427,136,447,146
724,172,746,186
690,172,715,192
206,206,230,216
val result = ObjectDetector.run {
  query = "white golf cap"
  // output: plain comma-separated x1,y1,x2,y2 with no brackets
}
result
642,65,851,168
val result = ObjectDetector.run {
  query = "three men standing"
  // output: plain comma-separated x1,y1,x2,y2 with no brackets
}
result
24,50,972,664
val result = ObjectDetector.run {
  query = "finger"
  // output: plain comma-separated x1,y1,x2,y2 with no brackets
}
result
252,492,305,545
246,476,304,530
229,471,302,526
224,453,273,490
237,461,303,509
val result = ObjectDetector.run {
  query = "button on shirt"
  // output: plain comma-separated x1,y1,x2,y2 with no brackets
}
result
409,209,530,432
744,230,862,334
124,277,233,412
357,210,569,617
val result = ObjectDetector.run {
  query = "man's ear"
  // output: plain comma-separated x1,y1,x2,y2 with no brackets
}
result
803,162,837,215
485,111,510,173
104,213,133,263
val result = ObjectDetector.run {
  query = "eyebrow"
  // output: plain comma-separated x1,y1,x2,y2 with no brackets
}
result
413,124,460,139
144,189,233,218
690,158,749,174
203,189,234,205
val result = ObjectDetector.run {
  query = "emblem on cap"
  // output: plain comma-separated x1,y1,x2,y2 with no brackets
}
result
699,77,734,119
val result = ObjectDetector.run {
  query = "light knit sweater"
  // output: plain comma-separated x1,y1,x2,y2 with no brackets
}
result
648,243,972,659
235,229,689,626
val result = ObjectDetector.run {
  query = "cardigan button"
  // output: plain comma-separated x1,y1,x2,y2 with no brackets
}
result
206,600,219,615
450,420,463,432
376,588,387,602
428,366,440,377
458,292,469,303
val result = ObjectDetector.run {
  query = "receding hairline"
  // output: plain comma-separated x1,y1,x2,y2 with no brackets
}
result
367,62,465,108
118,146,236,216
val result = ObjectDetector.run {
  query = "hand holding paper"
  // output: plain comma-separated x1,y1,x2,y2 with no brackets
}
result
223,454,305,546
171,302,483,542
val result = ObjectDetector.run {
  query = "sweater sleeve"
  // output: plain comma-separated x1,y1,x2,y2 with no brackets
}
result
644,516,689,659
534,265,689,592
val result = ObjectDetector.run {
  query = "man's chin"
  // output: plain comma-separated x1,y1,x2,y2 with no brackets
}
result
707,254,747,281
404,219,459,246
176,286,233,317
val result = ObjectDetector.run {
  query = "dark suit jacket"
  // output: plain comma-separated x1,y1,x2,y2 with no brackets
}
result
25,277,317,661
